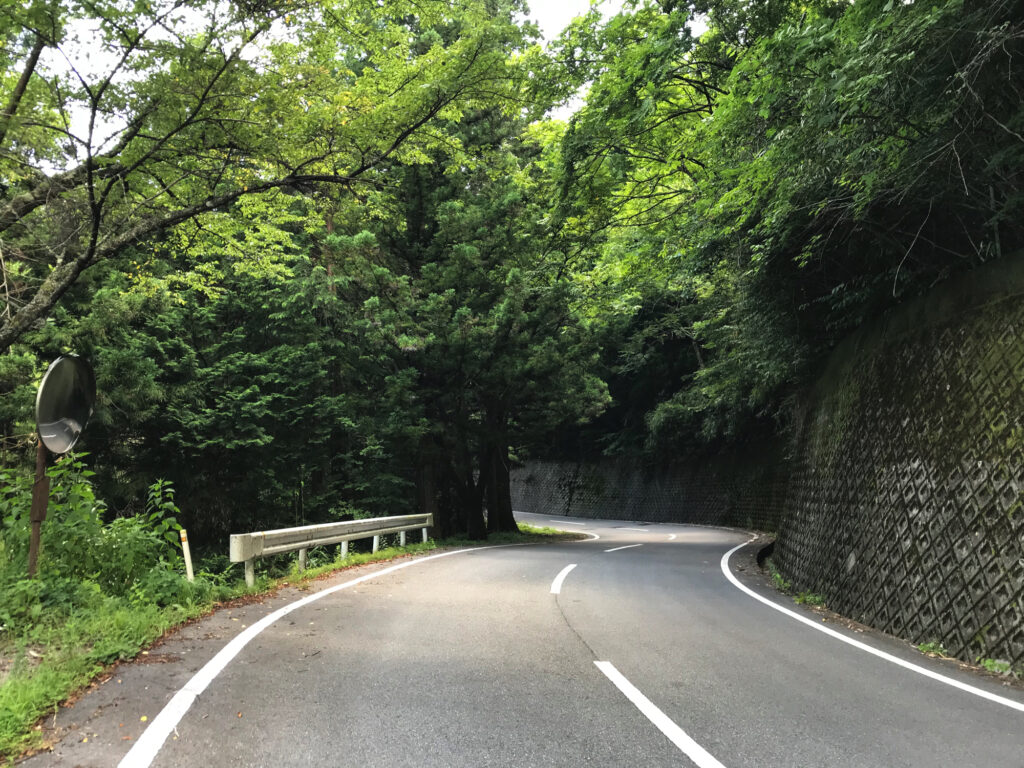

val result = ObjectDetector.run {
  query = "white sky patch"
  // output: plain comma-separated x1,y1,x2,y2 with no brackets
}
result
528,0,708,121
528,0,621,43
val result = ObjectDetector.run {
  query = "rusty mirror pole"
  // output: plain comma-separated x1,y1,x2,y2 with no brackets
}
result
29,356,96,577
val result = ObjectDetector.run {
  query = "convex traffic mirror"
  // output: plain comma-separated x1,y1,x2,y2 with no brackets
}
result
35,355,96,454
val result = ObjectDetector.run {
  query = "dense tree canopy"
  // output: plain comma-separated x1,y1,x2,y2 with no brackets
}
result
0,0,534,349
2,0,1020,539
555,0,1024,450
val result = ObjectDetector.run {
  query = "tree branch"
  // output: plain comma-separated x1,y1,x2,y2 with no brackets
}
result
0,35,46,147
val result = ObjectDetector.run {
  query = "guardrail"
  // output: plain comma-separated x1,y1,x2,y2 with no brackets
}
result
229,513,433,586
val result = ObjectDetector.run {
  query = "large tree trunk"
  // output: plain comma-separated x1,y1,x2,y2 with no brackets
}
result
416,446,441,537
460,463,487,540
464,487,487,539
486,440,516,534
483,402,516,534
452,436,487,540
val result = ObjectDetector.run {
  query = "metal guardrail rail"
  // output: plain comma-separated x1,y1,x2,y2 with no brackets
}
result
229,513,433,586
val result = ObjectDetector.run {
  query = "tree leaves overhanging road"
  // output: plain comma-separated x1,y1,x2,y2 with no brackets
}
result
1,0,1022,537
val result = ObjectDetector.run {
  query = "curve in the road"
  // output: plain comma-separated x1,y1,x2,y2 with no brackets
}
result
720,539,1024,714
548,529,731,767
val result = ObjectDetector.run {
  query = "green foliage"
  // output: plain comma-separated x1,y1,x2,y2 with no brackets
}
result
553,0,1024,454
0,454,236,758
0,351,36,458
0,456,185,602
977,657,1013,676
917,641,948,656
1,0,599,544
0,592,206,760
3,0,1019,493
766,558,791,592
144,481,183,548
0,457,190,622
0,0,538,353
794,591,826,607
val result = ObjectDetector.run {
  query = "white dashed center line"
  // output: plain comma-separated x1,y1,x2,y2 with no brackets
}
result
595,661,727,768
550,564,578,594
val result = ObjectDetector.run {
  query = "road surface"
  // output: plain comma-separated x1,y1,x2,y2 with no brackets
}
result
24,513,1024,767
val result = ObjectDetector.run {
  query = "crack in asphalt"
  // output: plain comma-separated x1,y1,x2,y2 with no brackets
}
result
550,565,603,663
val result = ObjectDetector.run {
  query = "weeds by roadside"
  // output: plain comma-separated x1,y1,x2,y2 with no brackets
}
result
977,657,1013,675
795,591,826,606
443,523,584,548
0,457,237,762
917,643,1021,679
765,557,791,593
916,641,948,656
762,554,1023,684
763,557,826,608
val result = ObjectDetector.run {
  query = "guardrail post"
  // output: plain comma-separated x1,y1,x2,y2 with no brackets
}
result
372,535,380,553
245,559,255,588
180,529,195,582
422,527,428,543
298,547,308,571
400,530,407,547
341,541,349,558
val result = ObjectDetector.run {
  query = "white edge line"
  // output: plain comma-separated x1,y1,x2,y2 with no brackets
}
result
119,545,520,768
579,531,601,541
620,527,648,532
594,661,726,768
550,563,578,594
551,520,587,526
605,544,643,553
668,534,677,541
721,540,1024,714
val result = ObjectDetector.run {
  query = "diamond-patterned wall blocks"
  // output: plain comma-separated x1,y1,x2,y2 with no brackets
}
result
511,268,1024,673
777,290,1024,672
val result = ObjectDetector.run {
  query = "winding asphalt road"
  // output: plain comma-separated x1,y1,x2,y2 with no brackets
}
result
25,513,1024,767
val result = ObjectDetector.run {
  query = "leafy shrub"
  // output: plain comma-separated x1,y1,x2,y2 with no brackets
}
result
765,558,791,592
131,563,221,608
0,453,106,577
0,465,33,564
0,576,104,636
0,455,191,630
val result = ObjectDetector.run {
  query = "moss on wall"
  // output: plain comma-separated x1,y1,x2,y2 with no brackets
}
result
776,258,1024,672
